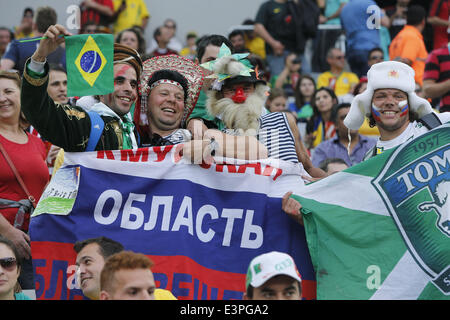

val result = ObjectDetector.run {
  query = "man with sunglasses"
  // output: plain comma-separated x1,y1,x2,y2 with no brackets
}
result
316,48,359,98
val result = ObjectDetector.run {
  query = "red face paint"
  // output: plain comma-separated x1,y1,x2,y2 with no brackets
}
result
114,64,132,79
231,86,246,104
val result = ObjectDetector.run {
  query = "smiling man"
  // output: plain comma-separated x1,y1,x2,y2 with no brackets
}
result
135,55,204,146
21,24,142,151
343,61,450,160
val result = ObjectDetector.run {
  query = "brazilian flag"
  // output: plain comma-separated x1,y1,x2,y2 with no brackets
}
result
66,34,114,97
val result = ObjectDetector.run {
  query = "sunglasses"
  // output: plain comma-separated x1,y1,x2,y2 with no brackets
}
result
370,55,384,60
0,257,17,271
334,56,345,60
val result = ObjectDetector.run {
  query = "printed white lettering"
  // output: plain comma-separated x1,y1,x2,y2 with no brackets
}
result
171,196,194,235
120,193,146,230
144,196,173,231
221,209,243,247
241,210,263,249
196,205,218,243
94,190,122,225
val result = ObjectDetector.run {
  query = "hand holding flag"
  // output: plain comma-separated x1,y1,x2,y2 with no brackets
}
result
31,24,72,62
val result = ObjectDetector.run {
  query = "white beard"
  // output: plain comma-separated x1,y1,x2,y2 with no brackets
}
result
206,83,268,135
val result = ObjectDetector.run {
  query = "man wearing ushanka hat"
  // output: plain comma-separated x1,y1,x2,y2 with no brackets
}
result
343,61,450,160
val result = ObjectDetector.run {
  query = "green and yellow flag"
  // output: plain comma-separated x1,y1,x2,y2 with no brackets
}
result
66,34,114,97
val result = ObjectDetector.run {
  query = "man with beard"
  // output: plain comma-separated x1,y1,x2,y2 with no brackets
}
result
20,24,142,152
342,61,450,160
201,44,325,178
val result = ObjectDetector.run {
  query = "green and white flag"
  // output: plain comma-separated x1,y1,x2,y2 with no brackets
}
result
65,34,114,97
294,123,450,300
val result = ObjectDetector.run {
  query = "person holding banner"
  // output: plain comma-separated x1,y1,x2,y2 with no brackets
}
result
342,60,450,160
135,54,269,161
200,44,325,178
20,24,143,152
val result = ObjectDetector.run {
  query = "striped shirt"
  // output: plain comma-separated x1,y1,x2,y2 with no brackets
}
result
423,45,450,112
258,112,299,163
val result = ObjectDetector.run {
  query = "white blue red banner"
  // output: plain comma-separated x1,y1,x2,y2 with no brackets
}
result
29,146,316,300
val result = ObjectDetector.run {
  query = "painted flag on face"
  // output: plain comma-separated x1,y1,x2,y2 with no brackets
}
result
66,34,114,97
294,123,450,300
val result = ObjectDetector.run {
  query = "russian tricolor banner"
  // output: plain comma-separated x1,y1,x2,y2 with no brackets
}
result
29,146,316,300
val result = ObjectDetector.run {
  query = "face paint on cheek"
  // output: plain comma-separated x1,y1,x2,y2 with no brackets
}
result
115,64,132,79
399,100,409,117
371,103,382,122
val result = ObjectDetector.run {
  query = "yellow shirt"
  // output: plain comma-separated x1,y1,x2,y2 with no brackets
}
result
113,0,150,34
358,118,380,137
245,36,266,59
15,30,35,40
316,71,359,97
155,288,177,300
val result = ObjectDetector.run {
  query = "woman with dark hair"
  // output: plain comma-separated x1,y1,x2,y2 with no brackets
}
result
115,27,146,56
305,87,338,149
0,231,32,299
0,71,49,292
290,75,316,121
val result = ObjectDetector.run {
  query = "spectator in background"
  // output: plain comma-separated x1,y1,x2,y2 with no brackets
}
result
0,71,49,293
272,52,301,99
0,27,14,57
305,87,338,149
14,8,35,40
180,31,198,61
228,30,248,54
79,0,114,33
80,21,99,34
318,157,348,174
74,237,176,300
0,236,31,300
147,18,183,54
427,0,450,50
385,0,410,40
389,5,428,86
242,19,266,60
254,0,304,77
341,0,390,78
367,47,385,69
311,103,376,167
319,0,348,25
112,0,150,34
115,27,146,56
244,251,302,300
1,6,66,75
423,36,450,113
316,48,359,97
100,251,156,300
290,74,315,122
266,88,288,112
150,26,178,58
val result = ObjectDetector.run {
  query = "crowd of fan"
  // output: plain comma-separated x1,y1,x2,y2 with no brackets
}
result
0,0,449,300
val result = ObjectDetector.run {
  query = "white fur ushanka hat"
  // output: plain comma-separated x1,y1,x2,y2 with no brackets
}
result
344,61,433,130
